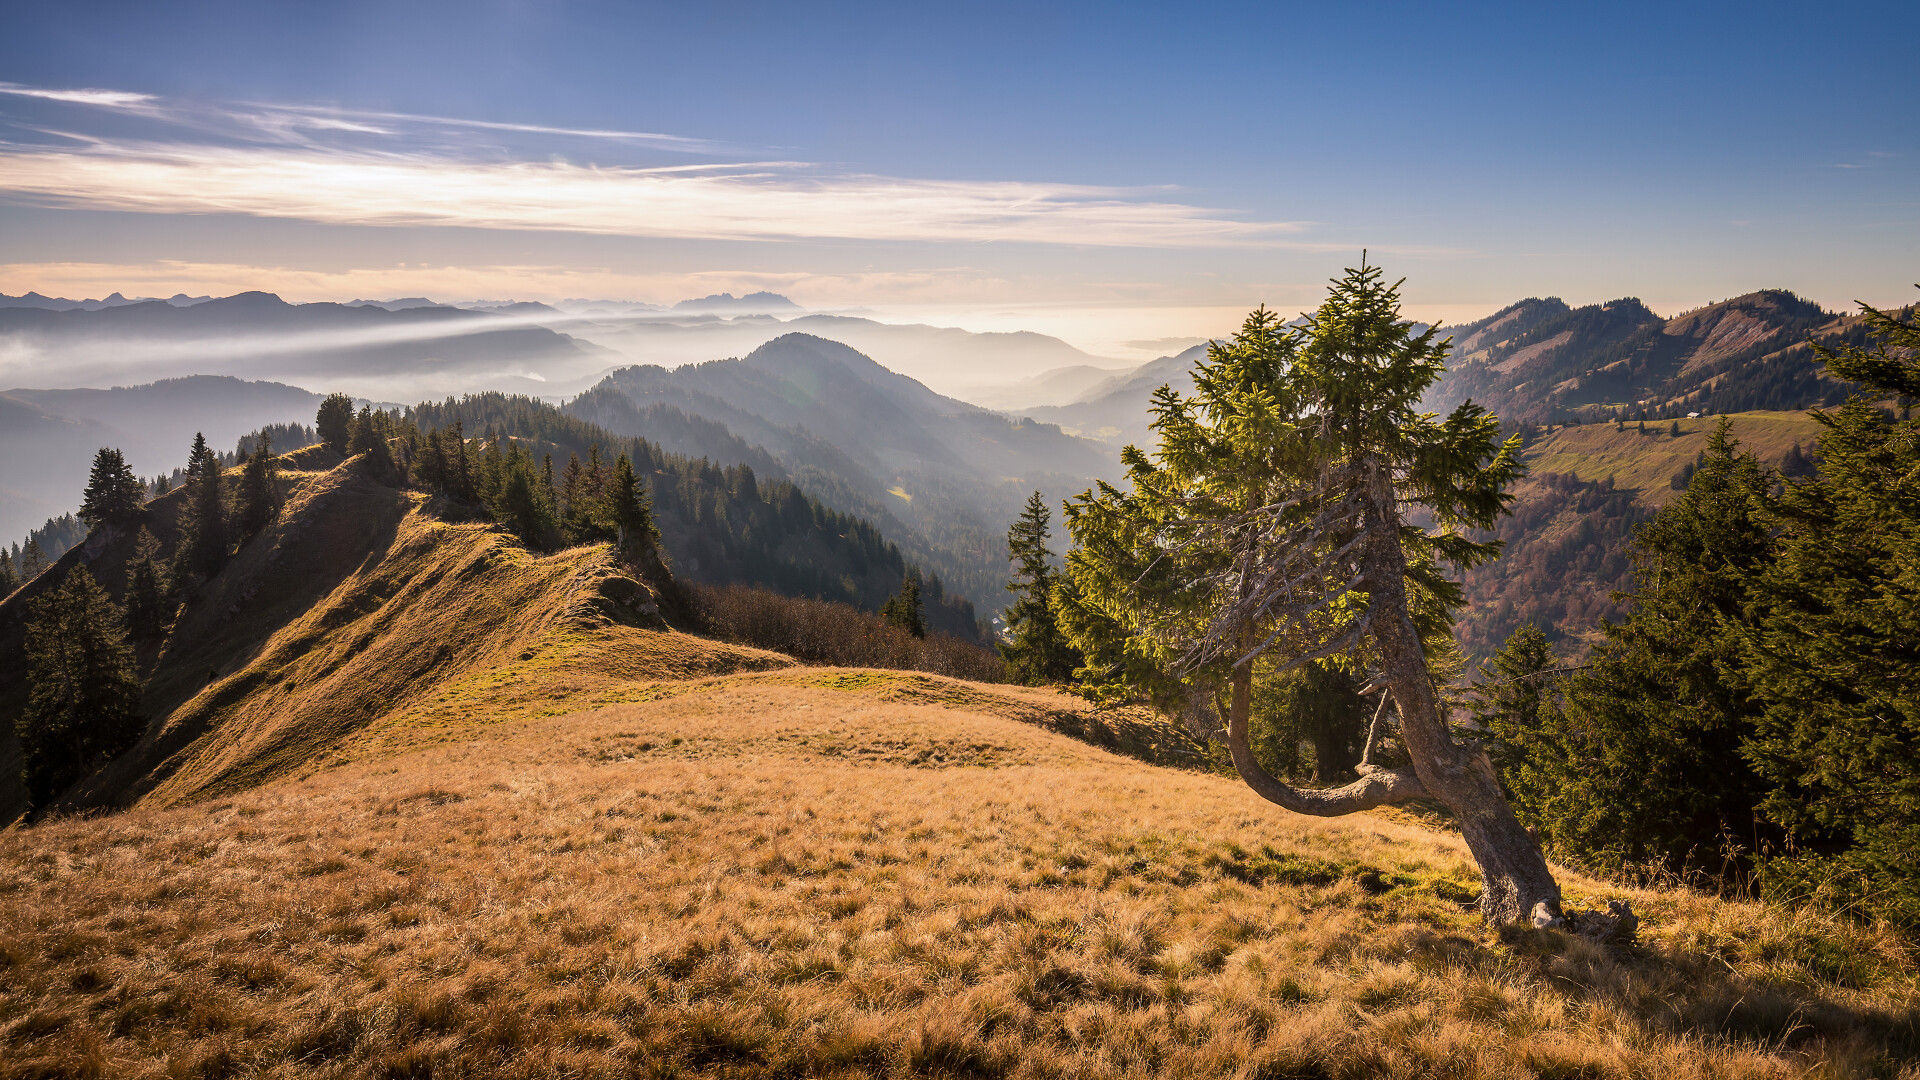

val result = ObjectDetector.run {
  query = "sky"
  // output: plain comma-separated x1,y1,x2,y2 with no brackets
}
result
0,0,1913,358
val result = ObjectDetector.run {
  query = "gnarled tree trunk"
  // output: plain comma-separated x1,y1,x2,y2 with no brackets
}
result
1221,467,1562,926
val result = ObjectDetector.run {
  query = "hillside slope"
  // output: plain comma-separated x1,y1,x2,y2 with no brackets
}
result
2,665,1913,1077
0,446,784,823
1425,290,1892,424
574,334,1118,607
1457,411,1829,661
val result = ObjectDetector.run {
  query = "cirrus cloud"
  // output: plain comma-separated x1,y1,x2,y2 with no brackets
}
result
0,141,1302,248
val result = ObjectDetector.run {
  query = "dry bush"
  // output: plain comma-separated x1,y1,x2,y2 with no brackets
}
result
2,674,1917,1078
687,582,1008,682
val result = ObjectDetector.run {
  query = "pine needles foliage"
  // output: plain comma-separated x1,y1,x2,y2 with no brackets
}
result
17,567,142,814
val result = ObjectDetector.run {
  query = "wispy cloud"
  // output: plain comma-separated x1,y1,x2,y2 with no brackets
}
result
0,142,1300,247
0,83,157,108
0,83,1304,248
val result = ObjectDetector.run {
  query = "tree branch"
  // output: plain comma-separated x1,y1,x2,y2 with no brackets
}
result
1226,665,1427,816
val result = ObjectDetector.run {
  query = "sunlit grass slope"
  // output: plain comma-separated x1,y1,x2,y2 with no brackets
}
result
3,670,1916,1078
1524,411,1826,506
6,450,786,822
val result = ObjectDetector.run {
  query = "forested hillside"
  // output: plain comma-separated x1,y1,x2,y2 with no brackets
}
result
405,394,986,639
1455,411,1827,660
572,333,1116,608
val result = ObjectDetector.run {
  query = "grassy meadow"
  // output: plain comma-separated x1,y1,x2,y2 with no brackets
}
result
4,668,1917,1079
1523,411,1826,507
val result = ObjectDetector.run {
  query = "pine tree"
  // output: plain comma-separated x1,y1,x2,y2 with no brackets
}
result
1000,490,1080,684
235,431,280,539
17,567,143,814
559,452,589,538
1059,261,1557,924
1739,298,1920,926
350,406,395,475
1499,423,1778,882
881,571,927,638
21,536,48,580
125,527,169,639
606,454,660,555
175,432,229,580
79,447,146,533
0,547,18,596
448,423,475,501
316,393,355,455
494,445,559,546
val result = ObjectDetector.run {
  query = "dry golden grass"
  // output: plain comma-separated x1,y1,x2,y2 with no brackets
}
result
1524,411,1826,507
4,672,1917,1079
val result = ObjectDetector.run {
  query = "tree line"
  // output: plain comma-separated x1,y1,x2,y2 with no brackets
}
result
1476,297,1920,928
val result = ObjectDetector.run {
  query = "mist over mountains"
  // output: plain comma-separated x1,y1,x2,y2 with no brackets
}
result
2,281,1892,628
0,288,1130,404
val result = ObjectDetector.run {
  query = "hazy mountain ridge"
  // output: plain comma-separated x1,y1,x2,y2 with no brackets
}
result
0,375,323,542
577,333,1118,607
0,291,614,400
1020,345,1206,448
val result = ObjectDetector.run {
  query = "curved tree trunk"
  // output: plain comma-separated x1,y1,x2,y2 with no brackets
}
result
1220,466,1563,926
1358,466,1560,924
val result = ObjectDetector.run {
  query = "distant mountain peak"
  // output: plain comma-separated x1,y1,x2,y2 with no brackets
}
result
673,291,802,313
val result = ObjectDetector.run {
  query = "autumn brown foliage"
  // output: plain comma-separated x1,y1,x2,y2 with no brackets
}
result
687,583,1007,683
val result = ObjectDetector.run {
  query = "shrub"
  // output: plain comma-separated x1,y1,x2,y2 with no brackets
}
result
687,584,1007,682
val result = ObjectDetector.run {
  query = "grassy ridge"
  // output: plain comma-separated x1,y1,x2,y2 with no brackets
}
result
1523,411,1826,507
2,673,1915,1078
0,449,783,822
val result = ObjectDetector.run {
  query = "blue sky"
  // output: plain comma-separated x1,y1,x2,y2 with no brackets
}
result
0,0,1912,355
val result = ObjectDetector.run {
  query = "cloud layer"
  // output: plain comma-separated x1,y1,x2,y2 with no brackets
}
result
0,84,1301,247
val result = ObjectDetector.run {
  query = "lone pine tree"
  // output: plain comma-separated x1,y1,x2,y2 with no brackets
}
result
881,571,927,638
17,567,143,814
79,447,146,533
1001,490,1080,684
316,393,355,455
175,432,229,580
1062,261,1561,925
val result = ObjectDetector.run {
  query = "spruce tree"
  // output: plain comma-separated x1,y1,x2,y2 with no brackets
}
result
881,571,927,638
606,454,659,554
495,446,559,546
20,536,47,580
1059,262,1558,924
1740,299,1920,925
560,452,589,538
0,548,17,595
316,393,355,455
79,447,145,532
235,432,280,539
448,422,475,501
17,567,143,814
350,406,395,475
125,527,169,639
1000,490,1080,684
1505,423,1777,882
175,432,229,579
